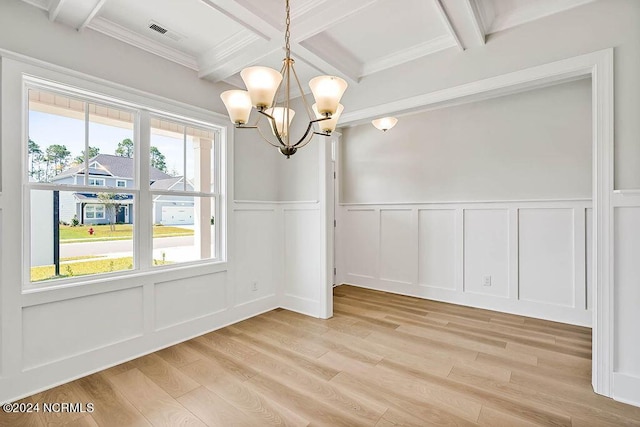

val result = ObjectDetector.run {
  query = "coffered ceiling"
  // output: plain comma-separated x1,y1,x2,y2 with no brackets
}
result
20,0,595,95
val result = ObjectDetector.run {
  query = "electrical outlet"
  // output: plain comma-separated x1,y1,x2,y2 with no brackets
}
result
482,276,492,287
251,281,258,292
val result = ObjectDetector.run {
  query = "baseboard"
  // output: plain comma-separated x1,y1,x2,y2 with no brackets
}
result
280,293,321,318
341,278,591,327
613,373,640,408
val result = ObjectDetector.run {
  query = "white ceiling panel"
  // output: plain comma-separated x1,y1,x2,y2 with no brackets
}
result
309,0,448,65
99,0,248,57
475,0,596,34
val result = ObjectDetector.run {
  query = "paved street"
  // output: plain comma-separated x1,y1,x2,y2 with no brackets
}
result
60,236,194,258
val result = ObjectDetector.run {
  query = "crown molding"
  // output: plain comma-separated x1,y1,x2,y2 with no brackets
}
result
88,17,199,71
360,35,457,77
198,30,261,72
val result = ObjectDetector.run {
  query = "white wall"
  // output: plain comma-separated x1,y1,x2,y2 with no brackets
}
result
341,79,592,203
338,201,592,326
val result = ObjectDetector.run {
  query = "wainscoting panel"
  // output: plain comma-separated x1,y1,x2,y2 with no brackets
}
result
339,199,592,326
418,209,456,289
233,209,278,306
519,208,575,307
345,209,378,279
283,208,321,312
154,272,227,331
22,287,144,369
380,209,415,285
464,209,509,298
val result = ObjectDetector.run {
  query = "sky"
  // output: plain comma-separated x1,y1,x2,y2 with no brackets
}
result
28,110,196,181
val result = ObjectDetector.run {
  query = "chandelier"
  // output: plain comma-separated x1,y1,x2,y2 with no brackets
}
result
220,0,347,158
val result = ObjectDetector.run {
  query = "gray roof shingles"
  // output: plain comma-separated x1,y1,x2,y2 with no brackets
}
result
53,154,172,182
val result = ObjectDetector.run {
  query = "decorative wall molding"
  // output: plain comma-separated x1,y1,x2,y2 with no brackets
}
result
338,200,593,326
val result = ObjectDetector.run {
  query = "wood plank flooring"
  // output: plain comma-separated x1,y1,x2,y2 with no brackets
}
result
3,285,640,426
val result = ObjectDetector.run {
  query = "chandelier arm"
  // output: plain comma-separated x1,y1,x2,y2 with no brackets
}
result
257,109,287,146
292,116,331,148
291,62,316,120
255,125,283,148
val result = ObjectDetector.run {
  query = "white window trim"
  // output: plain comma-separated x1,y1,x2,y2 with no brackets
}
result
22,75,229,291
116,179,127,188
88,177,106,186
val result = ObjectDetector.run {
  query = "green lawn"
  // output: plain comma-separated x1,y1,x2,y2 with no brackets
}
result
60,224,193,242
31,257,172,282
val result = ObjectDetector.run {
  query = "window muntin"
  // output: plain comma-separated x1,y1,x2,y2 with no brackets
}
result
25,84,224,287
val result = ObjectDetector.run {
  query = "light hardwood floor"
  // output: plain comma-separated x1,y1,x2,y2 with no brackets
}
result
3,285,640,426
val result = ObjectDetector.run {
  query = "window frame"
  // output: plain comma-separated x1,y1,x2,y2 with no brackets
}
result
22,77,227,290
88,177,106,186
84,204,105,220
115,179,127,188
149,113,222,266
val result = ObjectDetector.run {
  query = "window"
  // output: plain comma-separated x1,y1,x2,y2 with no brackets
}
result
25,82,224,286
150,116,218,265
84,204,105,220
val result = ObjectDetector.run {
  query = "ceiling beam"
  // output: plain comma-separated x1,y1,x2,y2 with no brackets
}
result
438,0,485,48
48,0,66,22
78,0,108,32
433,0,464,50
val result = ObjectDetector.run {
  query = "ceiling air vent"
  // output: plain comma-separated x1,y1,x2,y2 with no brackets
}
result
149,22,168,35
148,21,184,42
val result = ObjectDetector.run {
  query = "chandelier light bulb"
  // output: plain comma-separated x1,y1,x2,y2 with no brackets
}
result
309,76,348,115
372,117,398,132
240,66,283,108
313,103,344,133
220,90,252,124
265,107,295,137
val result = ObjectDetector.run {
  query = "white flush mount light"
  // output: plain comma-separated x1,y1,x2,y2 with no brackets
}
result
371,117,398,132
220,0,348,158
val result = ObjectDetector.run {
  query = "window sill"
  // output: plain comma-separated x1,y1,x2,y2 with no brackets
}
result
22,260,228,307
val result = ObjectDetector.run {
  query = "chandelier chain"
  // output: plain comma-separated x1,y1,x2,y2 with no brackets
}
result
285,0,291,58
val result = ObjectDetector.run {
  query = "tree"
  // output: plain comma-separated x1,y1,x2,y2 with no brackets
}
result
74,146,100,164
28,138,45,181
150,146,167,172
115,138,134,158
97,193,118,232
45,144,71,180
